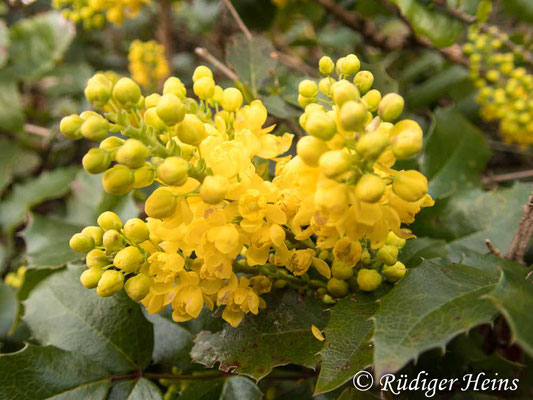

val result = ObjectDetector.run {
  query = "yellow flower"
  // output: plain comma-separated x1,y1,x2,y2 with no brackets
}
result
171,271,204,322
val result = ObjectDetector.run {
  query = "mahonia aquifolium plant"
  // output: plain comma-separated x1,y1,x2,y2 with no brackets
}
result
463,25,533,147
62,54,433,327
53,0,150,28
129,40,170,90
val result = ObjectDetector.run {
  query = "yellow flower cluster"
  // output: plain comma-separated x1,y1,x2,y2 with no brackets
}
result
464,26,533,147
63,55,432,327
129,40,170,90
53,0,150,28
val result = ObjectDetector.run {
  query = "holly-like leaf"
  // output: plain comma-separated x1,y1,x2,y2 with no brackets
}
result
315,291,385,395
399,237,448,268
485,260,533,357
24,266,153,374
0,282,17,339
226,33,277,96
8,12,74,81
0,72,23,132
389,0,464,48
372,257,500,377
191,290,327,380
0,139,39,191
108,378,163,400
146,313,193,370
0,166,79,232
21,214,83,268
178,376,262,400
0,344,110,400
422,107,491,199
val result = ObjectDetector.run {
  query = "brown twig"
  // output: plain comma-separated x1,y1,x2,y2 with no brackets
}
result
506,191,533,264
24,123,51,138
485,239,504,258
194,47,239,81
482,170,533,185
221,0,252,41
156,0,174,66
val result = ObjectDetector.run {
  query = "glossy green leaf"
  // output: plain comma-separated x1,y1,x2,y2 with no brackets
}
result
0,166,79,232
191,290,327,380
178,376,262,400
486,260,533,357
315,292,384,395
0,72,23,132
0,344,110,400
21,214,83,268
372,257,500,377
399,237,448,268
389,0,464,48
0,282,17,339
8,12,75,80
24,266,153,373
422,108,491,199
108,378,162,400
0,139,39,191
226,33,277,96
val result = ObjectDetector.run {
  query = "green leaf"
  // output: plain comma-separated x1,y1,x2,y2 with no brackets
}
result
0,21,8,68
226,33,277,96
413,183,531,255
422,108,491,199
108,378,163,400
0,72,23,132
502,0,533,22
178,376,262,400
0,282,17,339
485,260,533,357
191,290,327,380
8,12,75,81
0,344,110,400
399,237,448,268
0,166,79,232
372,257,500,377
0,139,39,191
315,292,385,395
261,94,299,120
21,214,83,268
389,0,464,48
146,313,193,369
23,266,154,373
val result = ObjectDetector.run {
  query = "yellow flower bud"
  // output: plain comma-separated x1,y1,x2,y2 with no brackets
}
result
339,100,367,131
338,54,360,76
116,139,150,169
81,226,104,246
96,270,124,297
97,211,122,231
200,175,229,204
124,218,149,243
177,114,207,146
144,107,167,132
99,137,124,152
163,77,187,98
157,157,189,186
145,93,161,108
69,233,95,253
385,231,406,248
133,164,156,189
124,273,151,301
221,88,243,112
331,260,354,280
378,93,404,122
60,114,84,140
192,65,213,82
318,150,351,178
299,79,319,98
113,246,143,273
82,148,111,174
305,111,336,140
331,80,360,106
355,130,390,159
193,76,215,100
156,94,185,126
103,229,124,252
296,136,329,166
362,89,381,112
382,261,406,283
113,77,141,109
86,249,108,268
298,95,315,108
327,278,349,297
80,267,104,289
353,71,374,94
80,115,109,142
318,77,334,96
357,269,382,291
249,275,272,295
390,120,423,159
376,245,398,266
145,187,177,219
355,174,385,203
84,73,112,108
102,165,134,195
319,56,334,75
392,170,428,202
361,250,371,265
